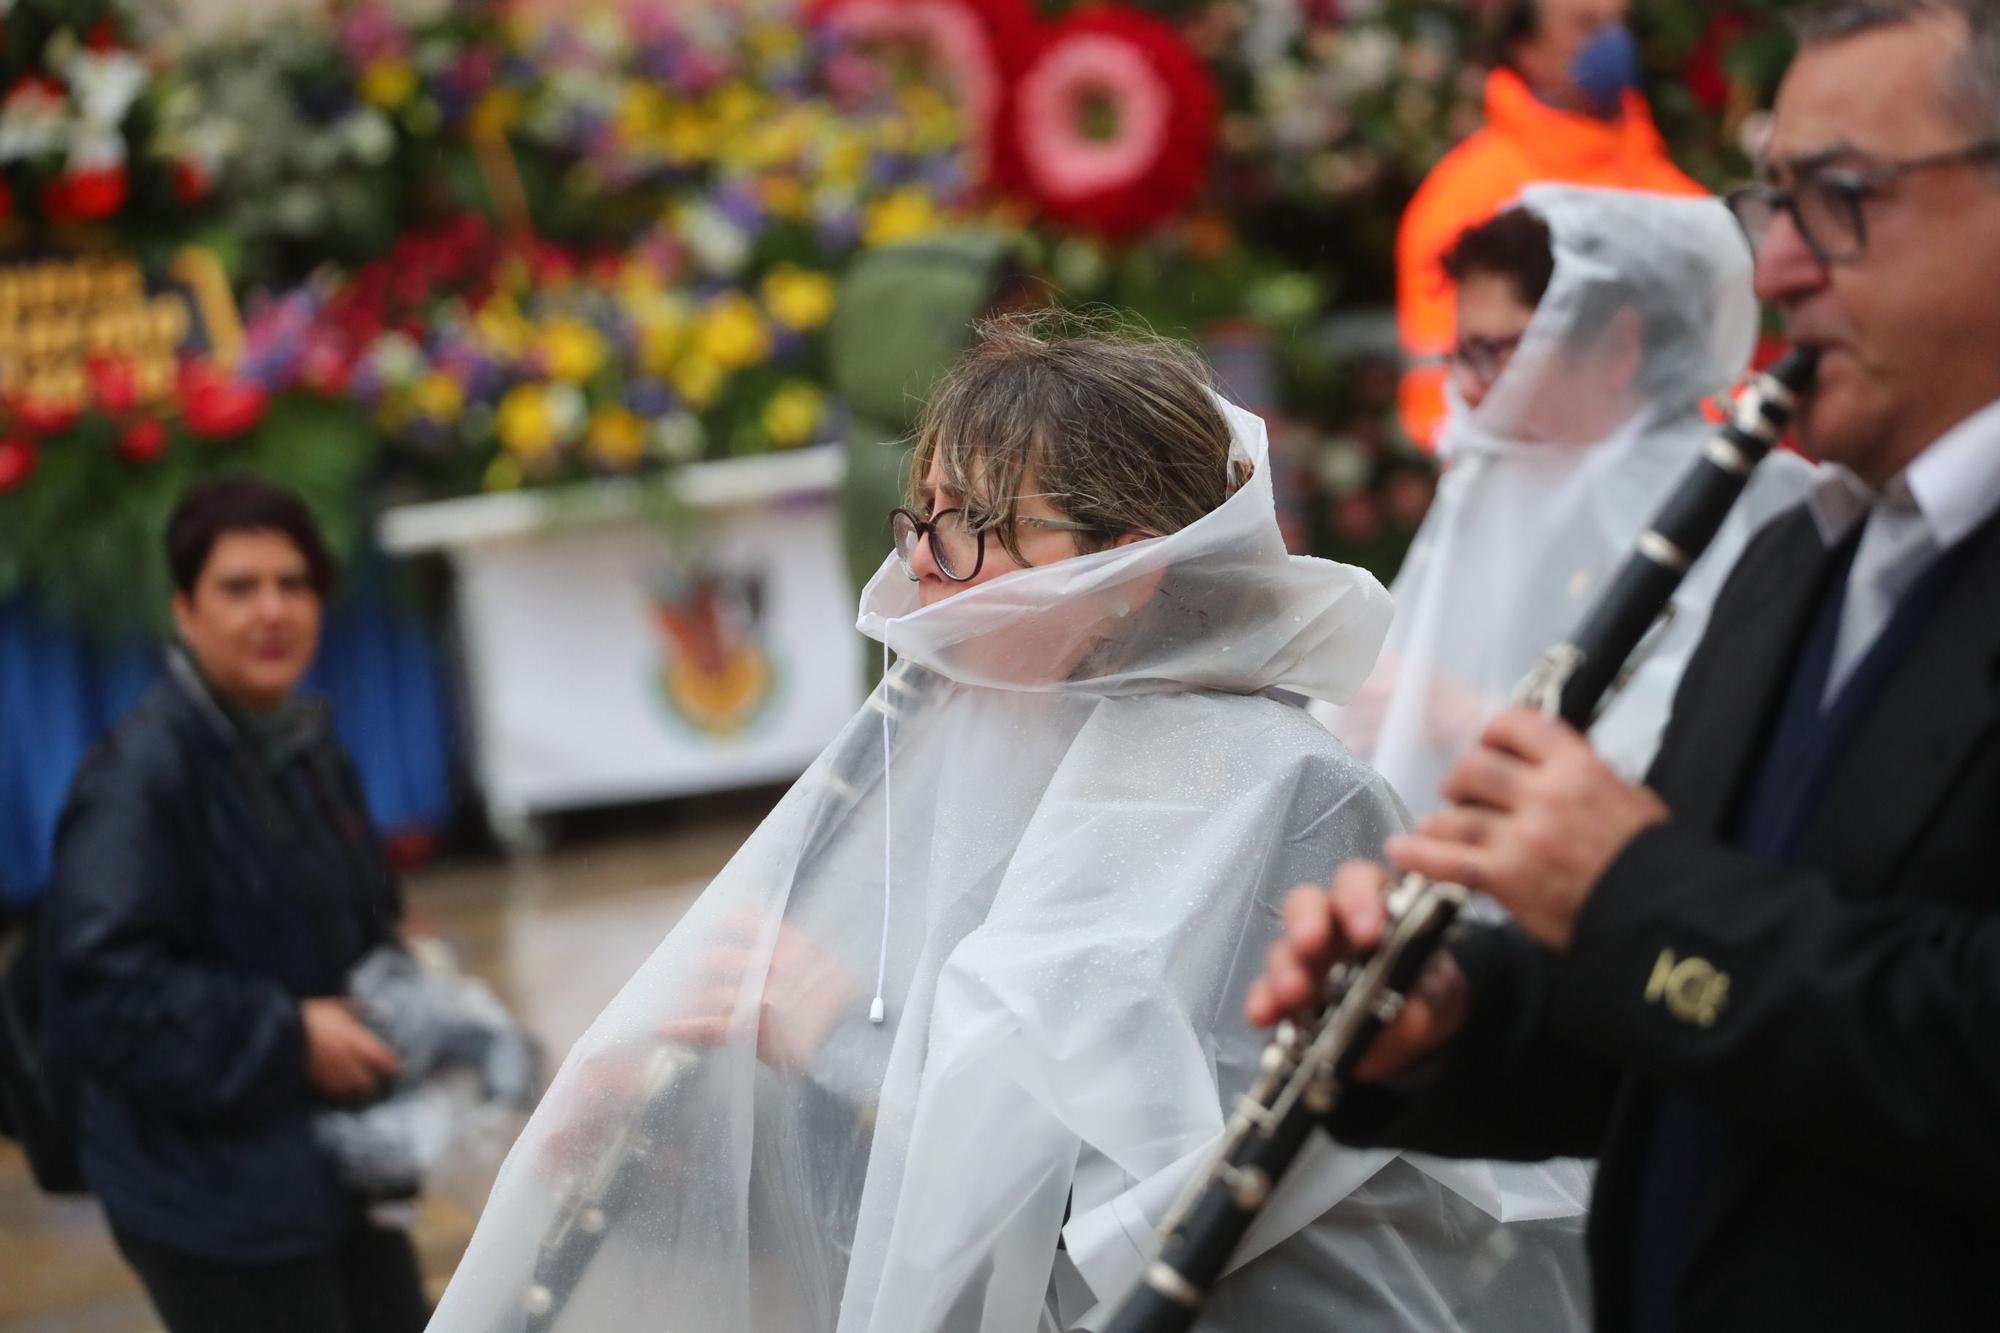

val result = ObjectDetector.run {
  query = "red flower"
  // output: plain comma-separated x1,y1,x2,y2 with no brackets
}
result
17,396,78,436
49,164,129,223
1685,11,1751,113
89,358,139,415
85,18,122,52
6,74,64,108
0,180,12,227
118,417,169,465
0,437,35,493
173,160,211,205
995,6,1219,238
179,361,269,441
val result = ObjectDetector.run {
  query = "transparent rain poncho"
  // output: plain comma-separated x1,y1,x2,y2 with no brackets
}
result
1318,184,1818,818
430,399,1591,1333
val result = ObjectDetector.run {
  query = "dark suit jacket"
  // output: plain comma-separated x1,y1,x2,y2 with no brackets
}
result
1335,502,2000,1331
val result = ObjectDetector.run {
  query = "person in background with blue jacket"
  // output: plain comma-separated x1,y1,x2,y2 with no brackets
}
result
44,476,430,1333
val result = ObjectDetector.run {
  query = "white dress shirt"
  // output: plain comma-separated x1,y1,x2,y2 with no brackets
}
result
1805,396,2000,704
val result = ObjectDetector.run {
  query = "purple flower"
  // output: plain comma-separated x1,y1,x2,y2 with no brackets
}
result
769,327,809,367
868,152,918,189
923,156,968,200
405,416,452,454
714,181,764,233
625,377,678,417
815,208,860,253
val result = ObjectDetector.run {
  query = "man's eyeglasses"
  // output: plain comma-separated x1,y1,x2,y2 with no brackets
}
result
1726,139,2000,265
1451,333,1525,386
889,507,1100,582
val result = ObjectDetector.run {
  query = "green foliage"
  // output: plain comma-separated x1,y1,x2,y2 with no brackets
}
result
0,393,378,636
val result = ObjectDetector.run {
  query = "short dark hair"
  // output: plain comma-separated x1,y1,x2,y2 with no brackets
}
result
1442,208,1557,308
1791,1,2000,136
166,476,338,600
1483,0,1542,71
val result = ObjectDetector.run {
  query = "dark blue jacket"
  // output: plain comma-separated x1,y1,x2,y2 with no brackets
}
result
45,658,401,1262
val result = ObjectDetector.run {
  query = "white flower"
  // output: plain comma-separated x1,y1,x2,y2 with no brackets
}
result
0,81,71,163
370,332,426,387
67,50,147,129
342,108,397,166
679,203,751,277
65,123,126,172
1335,29,1400,98
651,412,707,463
544,383,589,442
1317,439,1374,496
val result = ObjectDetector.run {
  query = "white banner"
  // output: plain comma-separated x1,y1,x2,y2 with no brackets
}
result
382,449,864,833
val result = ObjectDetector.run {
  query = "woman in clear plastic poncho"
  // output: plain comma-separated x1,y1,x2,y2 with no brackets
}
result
429,316,1592,1333
1318,184,1818,820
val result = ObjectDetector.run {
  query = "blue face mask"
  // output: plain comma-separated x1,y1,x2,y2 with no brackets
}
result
1571,23,1640,116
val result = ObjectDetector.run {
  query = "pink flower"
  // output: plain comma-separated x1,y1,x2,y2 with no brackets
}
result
1015,32,1170,201
996,7,1218,238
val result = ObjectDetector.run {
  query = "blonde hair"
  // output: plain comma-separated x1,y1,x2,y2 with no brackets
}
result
908,310,1236,564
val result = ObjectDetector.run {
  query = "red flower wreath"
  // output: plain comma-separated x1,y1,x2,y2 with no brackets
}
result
810,0,1035,185
994,6,1218,239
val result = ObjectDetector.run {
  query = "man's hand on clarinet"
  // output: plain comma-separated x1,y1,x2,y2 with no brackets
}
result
1245,862,1470,1082
1393,708,1667,951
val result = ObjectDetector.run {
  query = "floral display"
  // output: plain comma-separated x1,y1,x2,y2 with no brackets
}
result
0,1,225,240
245,213,850,496
0,0,1807,630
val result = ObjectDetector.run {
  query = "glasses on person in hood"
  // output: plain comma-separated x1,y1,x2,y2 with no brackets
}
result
889,507,1099,582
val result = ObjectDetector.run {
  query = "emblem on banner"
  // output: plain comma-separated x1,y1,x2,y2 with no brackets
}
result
649,566,779,739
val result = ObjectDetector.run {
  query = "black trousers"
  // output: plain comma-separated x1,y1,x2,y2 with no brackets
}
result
112,1215,431,1333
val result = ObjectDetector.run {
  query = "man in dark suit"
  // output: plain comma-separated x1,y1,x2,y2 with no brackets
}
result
1251,2,2000,1328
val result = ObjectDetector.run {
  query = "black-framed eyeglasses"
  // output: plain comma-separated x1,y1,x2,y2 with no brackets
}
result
1726,139,2000,265
1450,333,1525,385
888,507,1100,582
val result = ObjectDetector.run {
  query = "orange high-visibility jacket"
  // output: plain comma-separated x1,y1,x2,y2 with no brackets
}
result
1396,67,1706,447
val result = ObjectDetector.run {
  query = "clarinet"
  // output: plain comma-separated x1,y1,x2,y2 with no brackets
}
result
1105,347,1821,1333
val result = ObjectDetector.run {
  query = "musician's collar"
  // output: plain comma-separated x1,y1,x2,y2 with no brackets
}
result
1805,394,2000,551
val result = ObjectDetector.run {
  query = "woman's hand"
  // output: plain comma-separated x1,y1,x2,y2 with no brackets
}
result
659,909,857,1072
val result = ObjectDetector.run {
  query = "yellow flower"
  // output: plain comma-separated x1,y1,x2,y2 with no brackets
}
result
672,356,727,410
541,318,608,383
759,174,807,219
483,456,524,492
360,59,418,110
662,108,715,166
587,408,647,468
864,187,943,247
415,372,464,423
633,299,689,379
696,294,770,373
761,265,836,332
474,299,533,360
744,109,807,170
617,257,663,299
711,84,764,131
497,384,557,459
823,133,869,189
613,86,666,146
901,86,963,153
744,22,804,66
470,88,523,141
761,382,825,449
